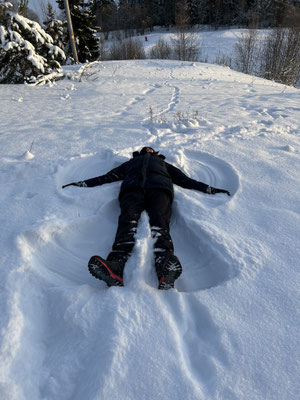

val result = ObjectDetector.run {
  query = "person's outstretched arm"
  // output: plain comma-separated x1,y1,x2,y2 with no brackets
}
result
166,162,230,196
62,161,129,189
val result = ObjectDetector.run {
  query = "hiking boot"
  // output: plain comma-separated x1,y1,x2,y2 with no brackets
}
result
88,255,124,287
155,254,182,290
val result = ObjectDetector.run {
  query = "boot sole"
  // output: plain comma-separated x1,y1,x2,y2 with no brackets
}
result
88,255,123,287
158,256,182,290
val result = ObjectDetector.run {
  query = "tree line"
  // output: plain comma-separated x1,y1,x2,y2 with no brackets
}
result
95,0,300,34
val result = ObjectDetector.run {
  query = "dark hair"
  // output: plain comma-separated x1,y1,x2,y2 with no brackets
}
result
140,146,155,155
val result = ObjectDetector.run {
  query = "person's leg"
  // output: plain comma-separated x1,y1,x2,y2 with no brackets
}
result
145,189,174,255
107,190,145,264
89,190,145,286
145,189,182,289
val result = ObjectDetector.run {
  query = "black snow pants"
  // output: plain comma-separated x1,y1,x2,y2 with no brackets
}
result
107,189,174,263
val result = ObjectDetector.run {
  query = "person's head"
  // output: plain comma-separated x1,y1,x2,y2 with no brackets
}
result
140,146,155,155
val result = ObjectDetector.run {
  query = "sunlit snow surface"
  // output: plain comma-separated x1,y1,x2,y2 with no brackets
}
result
0,58,299,400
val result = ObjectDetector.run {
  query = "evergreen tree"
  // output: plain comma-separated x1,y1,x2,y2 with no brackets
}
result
139,0,160,27
186,0,200,25
196,0,215,25
94,0,117,33
0,0,66,83
247,0,297,27
235,0,249,27
43,2,66,51
163,0,177,27
57,0,100,62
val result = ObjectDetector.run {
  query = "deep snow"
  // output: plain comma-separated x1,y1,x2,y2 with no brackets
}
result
0,53,299,400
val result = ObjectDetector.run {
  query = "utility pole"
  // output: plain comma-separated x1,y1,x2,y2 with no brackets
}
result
63,0,79,64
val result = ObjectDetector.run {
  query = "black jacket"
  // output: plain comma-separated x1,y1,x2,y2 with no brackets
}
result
79,152,210,201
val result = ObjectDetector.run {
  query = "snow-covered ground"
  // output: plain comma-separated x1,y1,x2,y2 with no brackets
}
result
0,53,299,400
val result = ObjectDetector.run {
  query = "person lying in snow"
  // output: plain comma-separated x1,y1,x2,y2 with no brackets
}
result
62,146,230,290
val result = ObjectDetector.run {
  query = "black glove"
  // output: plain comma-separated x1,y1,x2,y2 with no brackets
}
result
62,181,87,189
207,186,231,196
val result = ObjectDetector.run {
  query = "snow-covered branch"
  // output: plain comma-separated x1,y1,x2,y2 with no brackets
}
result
0,1,66,83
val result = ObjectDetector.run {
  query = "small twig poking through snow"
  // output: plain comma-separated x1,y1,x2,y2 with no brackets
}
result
111,64,120,77
29,140,34,153
21,140,35,160
149,106,154,123
158,113,167,124
176,111,184,121
150,108,200,125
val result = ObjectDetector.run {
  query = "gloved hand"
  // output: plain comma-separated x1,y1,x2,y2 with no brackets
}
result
62,181,87,189
207,186,231,196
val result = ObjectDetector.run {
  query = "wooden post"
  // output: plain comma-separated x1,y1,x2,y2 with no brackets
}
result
63,0,79,64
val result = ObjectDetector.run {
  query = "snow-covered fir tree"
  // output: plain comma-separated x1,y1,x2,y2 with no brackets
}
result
0,0,66,83
43,2,66,52
57,0,99,63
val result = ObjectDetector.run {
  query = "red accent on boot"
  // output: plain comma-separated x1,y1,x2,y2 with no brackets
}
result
95,257,123,284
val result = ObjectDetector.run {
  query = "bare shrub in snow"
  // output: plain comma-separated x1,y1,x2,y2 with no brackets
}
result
234,29,259,75
215,53,232,68
259,27,300,87
98,34,107,61
149,38,172,59
0,1,66,83
108,37,146,60
170,0,201,62
233,27,300,87
171,30,200,62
